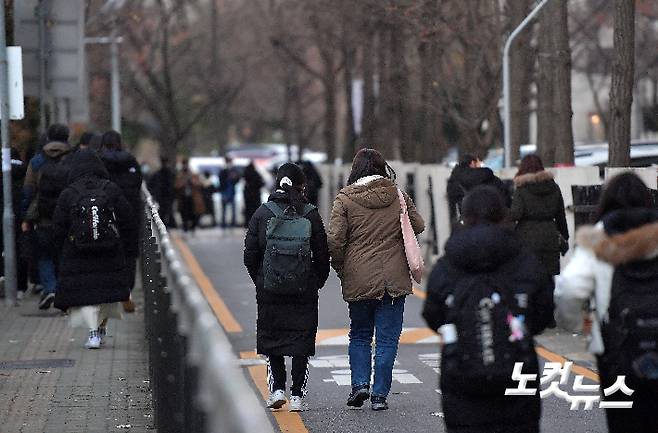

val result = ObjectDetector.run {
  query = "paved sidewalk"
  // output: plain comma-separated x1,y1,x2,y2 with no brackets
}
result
0,288,155,433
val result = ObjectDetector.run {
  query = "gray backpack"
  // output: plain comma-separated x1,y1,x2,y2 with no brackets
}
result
263,202,315,295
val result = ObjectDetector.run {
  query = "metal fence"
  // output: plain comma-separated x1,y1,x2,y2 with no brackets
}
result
140,185,274,433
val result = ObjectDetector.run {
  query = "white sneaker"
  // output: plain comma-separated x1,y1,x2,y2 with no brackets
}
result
288,396,307,412
84,330,101,349
266,389,286,409
16,291,25,301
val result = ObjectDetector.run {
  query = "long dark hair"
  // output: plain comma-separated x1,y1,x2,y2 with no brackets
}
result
347,148,396,185
595,172,652,221
275,162,307,214
515,154,545,177
461,186,507,227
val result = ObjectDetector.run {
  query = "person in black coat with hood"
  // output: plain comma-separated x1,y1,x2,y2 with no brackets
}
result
242,161,264,227
99,130,142,312
510,154,569,277
244,162,330,412
446,155,510,227
422,186,554,433
53,150,137,349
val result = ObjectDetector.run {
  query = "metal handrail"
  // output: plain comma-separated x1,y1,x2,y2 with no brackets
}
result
140,185,274,433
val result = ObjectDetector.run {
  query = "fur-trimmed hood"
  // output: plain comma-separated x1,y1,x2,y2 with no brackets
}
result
576,221,658,266
513,170,554,187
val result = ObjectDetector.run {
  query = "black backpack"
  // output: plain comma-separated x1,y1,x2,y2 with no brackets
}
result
601,259,658,388
262,202,315,295
68,180,121,252
441,274,536,396
37,155,70,220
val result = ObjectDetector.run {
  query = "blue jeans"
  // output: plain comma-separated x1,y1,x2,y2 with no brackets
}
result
348,293,405,398
38,258,57,294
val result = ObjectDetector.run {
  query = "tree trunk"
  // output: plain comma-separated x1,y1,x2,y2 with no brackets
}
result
323,68,338,163
376,28,395,160
608,0,635,167
552,0,574,165
341,32,357,162
536,5,556,166
390,27,409,161
361,25,376,150
509,0,533,164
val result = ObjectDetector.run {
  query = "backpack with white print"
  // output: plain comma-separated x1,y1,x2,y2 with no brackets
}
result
68,180,120,252
440,274,536,396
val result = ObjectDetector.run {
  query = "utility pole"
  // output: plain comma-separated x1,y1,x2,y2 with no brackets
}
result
503,0,554,168
0,0,17,306
37,0,49,133
110,17,121,133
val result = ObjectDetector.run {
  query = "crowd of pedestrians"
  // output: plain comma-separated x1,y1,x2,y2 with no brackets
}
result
242,149,657,433
1,124,142,349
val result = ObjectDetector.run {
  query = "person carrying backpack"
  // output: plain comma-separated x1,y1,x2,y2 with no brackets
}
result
328,149,424,411
52,150,137,349
243,162,330,412
21,124,72,309
422,186,553,433
555,172,658,433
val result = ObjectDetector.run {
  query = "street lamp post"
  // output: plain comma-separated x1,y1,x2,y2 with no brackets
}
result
503,0,555,168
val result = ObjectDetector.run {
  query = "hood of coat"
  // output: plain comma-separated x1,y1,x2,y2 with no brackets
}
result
449,166,497,190
68,150,110,183
445,224,520,272
513,170,556,196
43,141,71,159
576,208,658,266
339,178,397,209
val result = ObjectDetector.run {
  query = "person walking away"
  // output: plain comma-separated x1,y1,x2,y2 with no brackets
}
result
243,161,264,227
328,148,424,411
99,130,142,313
300,160,323,206
175,159,205,232
555,172,658,433
74,131,99,153
446,154,510,229
510,154,569,277
219,157,240,227
200,171,218,227
21,124,72,309
0,149,28,299
244,162,330,412
52,150,136,349
423,185,553,433
147,157,176,228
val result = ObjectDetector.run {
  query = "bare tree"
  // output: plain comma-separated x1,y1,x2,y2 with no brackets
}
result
608,0,635,167
552,0,575,164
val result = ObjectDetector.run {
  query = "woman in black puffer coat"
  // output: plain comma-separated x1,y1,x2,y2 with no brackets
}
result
244,162,330,411
423,186,554,433
53,150,137,348
510,154,568,276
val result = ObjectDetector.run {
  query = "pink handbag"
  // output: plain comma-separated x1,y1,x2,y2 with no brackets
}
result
397,188,424,283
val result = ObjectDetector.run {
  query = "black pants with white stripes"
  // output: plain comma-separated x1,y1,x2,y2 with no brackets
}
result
267,356,309,397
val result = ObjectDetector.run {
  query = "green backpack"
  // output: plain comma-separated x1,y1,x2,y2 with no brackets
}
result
263,202,315,295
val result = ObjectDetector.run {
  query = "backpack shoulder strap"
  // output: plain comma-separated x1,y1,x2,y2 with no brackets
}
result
264,201,285,218
302,203,317,217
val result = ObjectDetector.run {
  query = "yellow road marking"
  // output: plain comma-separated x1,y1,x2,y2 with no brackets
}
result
240,351,310,433
535,346,599,382
172,234,243,333
412,287,427,300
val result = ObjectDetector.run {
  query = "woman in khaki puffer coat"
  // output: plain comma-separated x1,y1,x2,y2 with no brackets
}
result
328,148,424,411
